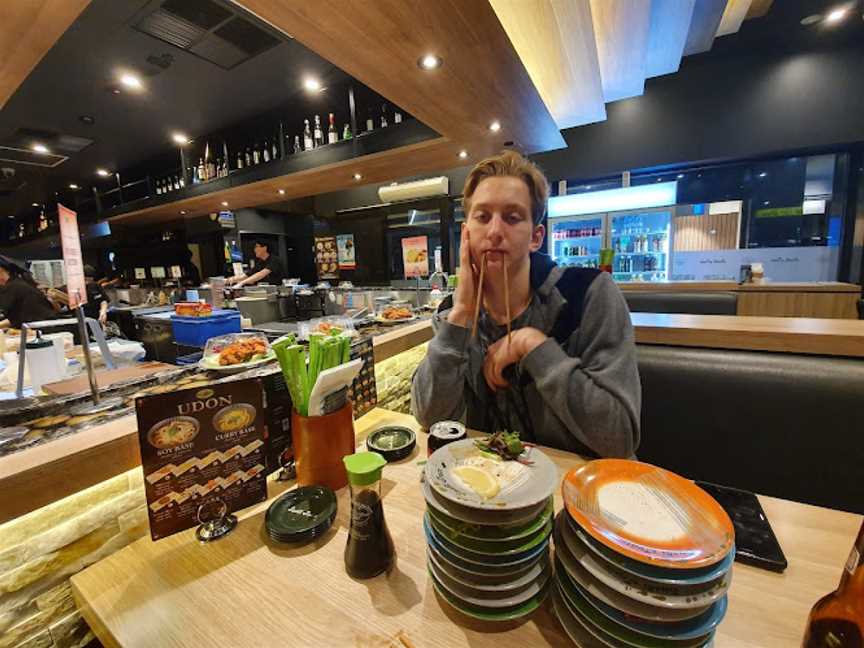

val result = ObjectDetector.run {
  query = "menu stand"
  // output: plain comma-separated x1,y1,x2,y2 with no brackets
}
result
16,308,120,415
196,497,237,542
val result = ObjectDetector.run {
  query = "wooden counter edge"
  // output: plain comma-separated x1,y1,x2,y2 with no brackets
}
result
70,580,123,648
618,281,860,293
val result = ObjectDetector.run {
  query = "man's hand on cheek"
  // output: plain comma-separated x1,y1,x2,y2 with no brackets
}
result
483,327,547,391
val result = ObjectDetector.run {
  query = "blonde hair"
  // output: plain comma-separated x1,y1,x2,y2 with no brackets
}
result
462,150,550,225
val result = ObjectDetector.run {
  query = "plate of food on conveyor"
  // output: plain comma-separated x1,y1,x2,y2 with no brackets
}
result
375,305,417,324
198,333,276,373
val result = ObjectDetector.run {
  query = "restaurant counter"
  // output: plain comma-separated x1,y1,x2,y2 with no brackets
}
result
69,409,862,648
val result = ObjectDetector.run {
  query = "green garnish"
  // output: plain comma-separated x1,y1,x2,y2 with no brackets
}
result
474,430,532,463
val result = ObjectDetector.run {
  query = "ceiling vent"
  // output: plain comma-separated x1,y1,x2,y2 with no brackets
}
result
134,0,282,70
0,128,93,168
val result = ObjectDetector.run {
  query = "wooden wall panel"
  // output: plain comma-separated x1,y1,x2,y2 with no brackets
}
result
737,293,860,319
673,212,740,251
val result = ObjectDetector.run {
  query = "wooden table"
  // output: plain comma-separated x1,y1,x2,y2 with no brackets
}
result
632,312,864,357
71,409,861,648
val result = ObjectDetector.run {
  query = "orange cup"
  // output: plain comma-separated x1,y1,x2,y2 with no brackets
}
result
292,402,355,490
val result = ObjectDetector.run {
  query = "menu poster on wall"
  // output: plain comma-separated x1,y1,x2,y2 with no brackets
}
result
170,266,183,279
136,379,268,541
402,235,429,278
57,204,87,309
134,268,147,280
315,236,339,279
336,234,356,270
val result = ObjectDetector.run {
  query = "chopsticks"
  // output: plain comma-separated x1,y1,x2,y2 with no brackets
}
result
470,252,511,346
471,252,487,339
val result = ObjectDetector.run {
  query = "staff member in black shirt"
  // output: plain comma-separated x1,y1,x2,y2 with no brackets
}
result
226,240,285,287
0,260,57,329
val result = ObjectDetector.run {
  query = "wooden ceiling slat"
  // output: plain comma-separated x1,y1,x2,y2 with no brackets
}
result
588,0,652,103
745,0,773,19
645,0,696,78
0,0,91,109
489,0,605,129
234,0,564,154
684,0,729,56
717,0,754,37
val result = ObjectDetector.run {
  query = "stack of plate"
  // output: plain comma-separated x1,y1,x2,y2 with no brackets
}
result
422,438,559,621
552,460,736,647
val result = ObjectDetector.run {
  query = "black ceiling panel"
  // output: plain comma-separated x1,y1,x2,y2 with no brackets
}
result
161,0,232,31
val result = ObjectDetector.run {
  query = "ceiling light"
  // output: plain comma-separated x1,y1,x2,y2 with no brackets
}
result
32,143,49,154
677,173,684,179
353,173,362,181
31,203,39,207
656,178,663,182
278,189,286,195
758,172,767,178
489,120,502,133
418,54,443,70
763,201,771,206
69,183,79,189
458,150,468,159
96,168,110,177
172,132,190,145
120,73,142,90
825,7,848,23
179,210,187,215
303,77,322,92
221,201,228,207
800,14,822,25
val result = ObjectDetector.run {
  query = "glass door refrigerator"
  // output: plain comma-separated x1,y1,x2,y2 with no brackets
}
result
608,208,673,282
547,213,605,269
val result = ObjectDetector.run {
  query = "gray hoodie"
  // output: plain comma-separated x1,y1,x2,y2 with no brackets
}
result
411,254,640,458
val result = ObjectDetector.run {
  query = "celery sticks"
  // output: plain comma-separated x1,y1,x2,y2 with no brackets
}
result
272,330,351,416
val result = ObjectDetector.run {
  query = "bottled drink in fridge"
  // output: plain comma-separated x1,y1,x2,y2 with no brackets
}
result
802,521,864,647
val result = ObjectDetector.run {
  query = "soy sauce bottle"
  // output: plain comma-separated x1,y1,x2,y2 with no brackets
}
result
343,452,394,579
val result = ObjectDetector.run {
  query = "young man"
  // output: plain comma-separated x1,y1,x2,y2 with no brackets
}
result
227,240,285,287
411,151,640,458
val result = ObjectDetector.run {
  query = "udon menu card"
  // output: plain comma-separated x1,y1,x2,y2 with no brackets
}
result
136,378,268,541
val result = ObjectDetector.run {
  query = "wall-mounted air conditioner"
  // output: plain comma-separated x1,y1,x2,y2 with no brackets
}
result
378,176,449,203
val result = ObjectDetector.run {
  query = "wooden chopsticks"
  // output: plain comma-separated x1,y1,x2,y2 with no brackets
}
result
471,252,511,346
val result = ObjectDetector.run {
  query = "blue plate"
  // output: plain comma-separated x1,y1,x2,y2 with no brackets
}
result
567,515,736,585
556,556,728,640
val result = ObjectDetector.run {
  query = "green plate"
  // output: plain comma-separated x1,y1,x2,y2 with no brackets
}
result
429,567,549,622
427,497,554,542
428,511,552,557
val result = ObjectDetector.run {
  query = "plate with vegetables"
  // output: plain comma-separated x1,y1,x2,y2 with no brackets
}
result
425,433,558,511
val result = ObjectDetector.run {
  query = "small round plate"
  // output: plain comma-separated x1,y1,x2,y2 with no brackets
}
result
426,497,554,543
430,568,549,622
425,439,558,511
552,586,608,648
427,511,552,557
422,477,548,527
562,460,734,570
555,512,732,610
428,555,551,608
366,426,416,462
375,314,418,325
424,515,550,569
427,548,547,593
198,350,276,373
265,485,337,544
426,527,547,578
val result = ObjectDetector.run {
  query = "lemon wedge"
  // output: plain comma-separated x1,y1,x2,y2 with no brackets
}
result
453,465,500,500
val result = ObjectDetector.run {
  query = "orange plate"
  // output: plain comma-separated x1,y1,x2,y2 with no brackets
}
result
562,460,734,570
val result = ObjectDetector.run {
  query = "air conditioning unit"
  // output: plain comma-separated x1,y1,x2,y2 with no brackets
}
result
378,176,449,203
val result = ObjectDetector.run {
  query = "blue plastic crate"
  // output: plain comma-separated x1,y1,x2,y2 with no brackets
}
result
170,310,241,348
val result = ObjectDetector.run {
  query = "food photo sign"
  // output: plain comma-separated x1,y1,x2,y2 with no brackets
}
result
337,234,356,270
136,379,268,540
315,236,339,279
401,235,429,278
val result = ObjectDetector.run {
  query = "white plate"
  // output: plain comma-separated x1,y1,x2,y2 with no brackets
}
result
198,351,276,373
427,555,551,609
556,513,732,610
375,314,418,325
421,477,548,527
426,549,547,593
425,438,558,511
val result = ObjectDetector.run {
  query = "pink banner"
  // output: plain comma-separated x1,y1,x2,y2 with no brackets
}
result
58,204,88,309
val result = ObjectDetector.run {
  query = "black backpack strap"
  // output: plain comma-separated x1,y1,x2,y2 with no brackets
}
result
549,267,602,344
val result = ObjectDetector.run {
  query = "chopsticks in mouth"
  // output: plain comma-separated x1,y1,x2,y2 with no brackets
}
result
471,251,512,346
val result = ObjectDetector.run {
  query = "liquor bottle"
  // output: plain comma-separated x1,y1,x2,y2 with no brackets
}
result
394,108,403,124
271,140,278,160
313,115,324,147
236,150,244,169
156,179,163,195
328,113,338,144
252,143,261,165
380,103,388,128
366,110,374,133
293,135,302,154
303,120,313,150
173,176,180,190
179,174,185,188
245,147,252,167
802,521,864,647
197,158,205,183
263,140,271,163
342,123,353,140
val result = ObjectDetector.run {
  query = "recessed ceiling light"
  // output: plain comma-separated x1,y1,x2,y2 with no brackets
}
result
677,173,684,179
489,120,502,133
221,201,228,207
278,189,286,195
303,77,322,92
31,203,39,207
758,172,767,178
120,73,142,90
172,132,190,145
825,7,848,23
179,210,188,215
418,54,443,70
79,115,95,125
458,150,468,159
69,183,79,189
353,173,362,181
31,143,49,154
763,201,771,206
96,168,110,177
800,13,822,25
656,178,663,182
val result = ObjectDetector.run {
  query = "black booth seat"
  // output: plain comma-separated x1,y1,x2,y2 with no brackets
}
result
636,344,864,514
624,291,738,315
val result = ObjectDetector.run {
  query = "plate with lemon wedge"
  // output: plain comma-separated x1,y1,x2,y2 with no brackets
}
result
425,436,558,511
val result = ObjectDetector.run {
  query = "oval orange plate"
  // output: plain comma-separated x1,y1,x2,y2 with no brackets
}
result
562,460,734,570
